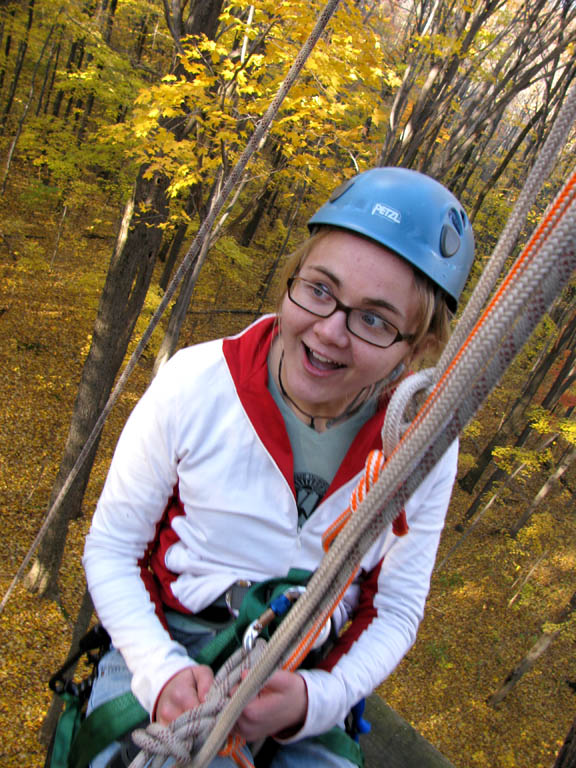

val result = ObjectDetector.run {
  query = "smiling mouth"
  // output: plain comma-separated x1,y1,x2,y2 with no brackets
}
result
304,344,345,371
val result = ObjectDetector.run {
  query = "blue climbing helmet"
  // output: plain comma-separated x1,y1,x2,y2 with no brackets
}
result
307,167,475,312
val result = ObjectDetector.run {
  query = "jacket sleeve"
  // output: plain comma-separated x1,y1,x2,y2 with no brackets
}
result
83,351,198,715
288,439,459,742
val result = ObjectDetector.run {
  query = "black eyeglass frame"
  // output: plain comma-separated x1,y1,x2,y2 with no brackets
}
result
286,276,416,349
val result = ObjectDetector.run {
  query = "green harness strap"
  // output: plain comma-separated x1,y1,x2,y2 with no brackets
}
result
50,692,84,768
193,568,313,670
67,692,148,768
56,568,362,768
313,728,364,768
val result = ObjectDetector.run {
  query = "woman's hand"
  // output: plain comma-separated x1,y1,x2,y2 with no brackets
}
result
155,664,215,725
234,670,308,742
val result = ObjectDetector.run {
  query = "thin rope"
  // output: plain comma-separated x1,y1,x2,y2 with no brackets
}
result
0,0,343,615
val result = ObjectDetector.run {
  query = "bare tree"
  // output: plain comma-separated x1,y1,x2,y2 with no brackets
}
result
554,716,576,768
379,0,576,194
487,591,576,707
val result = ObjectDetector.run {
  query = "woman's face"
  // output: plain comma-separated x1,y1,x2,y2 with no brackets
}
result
277,230,421,420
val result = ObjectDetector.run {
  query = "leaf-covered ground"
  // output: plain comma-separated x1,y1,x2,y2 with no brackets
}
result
0,200,574,768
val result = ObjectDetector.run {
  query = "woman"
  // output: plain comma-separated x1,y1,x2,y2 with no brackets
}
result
83,167,475,767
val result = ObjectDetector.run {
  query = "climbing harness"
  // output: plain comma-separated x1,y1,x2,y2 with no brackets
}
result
47,573,308,767
46,625,111,768
48,570,363,768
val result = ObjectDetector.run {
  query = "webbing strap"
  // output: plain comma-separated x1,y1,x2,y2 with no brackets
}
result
68,692,147,768
313,727,364,767
49,693,84,768
66,569,313,767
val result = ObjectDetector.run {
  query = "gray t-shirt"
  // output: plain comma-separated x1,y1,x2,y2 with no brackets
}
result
268,365,377,529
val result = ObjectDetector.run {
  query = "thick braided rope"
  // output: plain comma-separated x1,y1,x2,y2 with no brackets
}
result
381,368,436,456
190,169,576,768
128,640,267,768
438,84,576,378
0,0,343,616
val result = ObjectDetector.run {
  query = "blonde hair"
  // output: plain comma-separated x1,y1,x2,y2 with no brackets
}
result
276,227,452,360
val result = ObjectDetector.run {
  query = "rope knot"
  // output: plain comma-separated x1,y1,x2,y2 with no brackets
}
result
132,720,195,762
129,641,267,768
131,700,221,765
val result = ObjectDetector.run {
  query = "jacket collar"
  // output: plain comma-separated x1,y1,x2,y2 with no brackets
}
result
222,315,387,500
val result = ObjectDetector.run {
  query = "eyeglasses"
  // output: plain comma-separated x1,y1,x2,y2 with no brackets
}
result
287,277,415,349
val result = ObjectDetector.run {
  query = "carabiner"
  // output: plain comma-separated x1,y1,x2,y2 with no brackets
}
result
242,586,306,651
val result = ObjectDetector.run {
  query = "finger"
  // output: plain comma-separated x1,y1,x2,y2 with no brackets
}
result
194,665,215,702
157,691,198,725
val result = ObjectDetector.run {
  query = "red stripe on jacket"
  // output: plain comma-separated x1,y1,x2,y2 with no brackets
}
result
317,559,385,672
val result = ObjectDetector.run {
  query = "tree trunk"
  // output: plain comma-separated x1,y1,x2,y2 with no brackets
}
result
49,204,67,267
541,360,576,413
102,0,118,45
1,22,56,194
36,33,60,116
239,186,273,246
152,168,249,375
25,165,169,601
158,223,187,291
159,191,198,291
510,446,576,537
26,0,226,600
554,717,576,768
52,39,82,118
152,236,207,376
0,39,27,134
487,630,560,708
487,591,576,707
253,180,307,317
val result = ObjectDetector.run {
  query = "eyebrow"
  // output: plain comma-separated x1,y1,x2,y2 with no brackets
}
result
304,264,404,318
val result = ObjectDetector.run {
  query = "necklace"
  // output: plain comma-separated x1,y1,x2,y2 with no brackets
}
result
277,353,372,430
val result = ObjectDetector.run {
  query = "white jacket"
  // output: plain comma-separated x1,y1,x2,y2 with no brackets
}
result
83,315,458,741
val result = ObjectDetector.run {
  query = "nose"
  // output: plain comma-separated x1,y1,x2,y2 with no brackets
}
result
313,309,350,347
